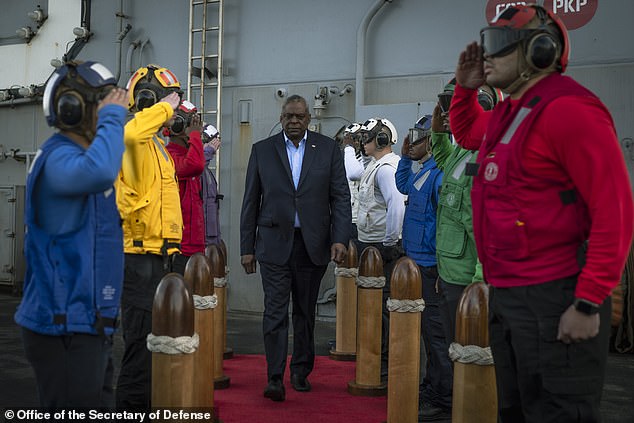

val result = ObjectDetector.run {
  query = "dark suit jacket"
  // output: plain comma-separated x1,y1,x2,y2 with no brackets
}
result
240,130,351,266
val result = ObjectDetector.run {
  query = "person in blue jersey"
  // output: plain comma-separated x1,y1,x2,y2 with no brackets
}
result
14,61,128,408
395,115,450,421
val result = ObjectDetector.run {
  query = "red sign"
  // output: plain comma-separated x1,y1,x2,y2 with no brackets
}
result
543,0,598,30
485,1,530,23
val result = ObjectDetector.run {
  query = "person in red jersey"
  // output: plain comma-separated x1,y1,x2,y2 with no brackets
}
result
450,4,634,422
165,100,205,275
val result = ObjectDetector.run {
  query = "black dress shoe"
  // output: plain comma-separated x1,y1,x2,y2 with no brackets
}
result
418,402,451,422
290,374,311,392
263,378,285,401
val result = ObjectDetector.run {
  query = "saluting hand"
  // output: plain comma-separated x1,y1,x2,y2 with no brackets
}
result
98,87,128,112
432,104,449,133
186,113,203,136
401,134,411,157
161,92,181,111
456,41,485,90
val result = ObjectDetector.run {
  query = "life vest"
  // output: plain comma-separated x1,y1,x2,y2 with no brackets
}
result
436,147,482,284
471,73,605,286
402,157,442,266
357,152,401,243
15,136,123,336
117,120,182,256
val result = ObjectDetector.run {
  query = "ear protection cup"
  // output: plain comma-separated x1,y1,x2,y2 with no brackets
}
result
56,91,85,127
525,32,559,70
134,87,160,111
375,131,390,148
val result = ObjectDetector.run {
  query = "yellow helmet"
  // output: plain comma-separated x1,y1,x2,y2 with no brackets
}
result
125,64,182,112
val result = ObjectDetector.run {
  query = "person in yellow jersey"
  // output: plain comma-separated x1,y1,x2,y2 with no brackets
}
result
115,64,183,410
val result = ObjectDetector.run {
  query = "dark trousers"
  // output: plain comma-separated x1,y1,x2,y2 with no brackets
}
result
489,277,611,423
22,327,113,408
116,253,172,411
259,229,327,381
354,240,401,377
438,277,467,345
419,266,453,409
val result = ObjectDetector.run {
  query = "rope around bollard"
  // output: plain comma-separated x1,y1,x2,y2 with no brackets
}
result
147,332,200,354
335,266,359,278
193,294,218,310
214,277,227,288
449,342,494,365
386,298,425,312
356,275,385,288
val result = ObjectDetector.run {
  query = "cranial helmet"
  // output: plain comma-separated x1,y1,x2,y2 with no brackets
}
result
126,64,182,112
480,4,570,93
202,123,219,142
168,100,197,136
409,115,432,145
361,118,398,149
43,61,116,130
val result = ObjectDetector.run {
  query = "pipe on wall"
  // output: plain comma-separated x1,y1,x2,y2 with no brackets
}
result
355,0,392,120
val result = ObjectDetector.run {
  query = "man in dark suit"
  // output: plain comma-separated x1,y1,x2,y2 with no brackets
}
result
240,95,351,402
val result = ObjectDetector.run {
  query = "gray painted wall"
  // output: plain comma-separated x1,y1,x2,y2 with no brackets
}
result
1,0,632,313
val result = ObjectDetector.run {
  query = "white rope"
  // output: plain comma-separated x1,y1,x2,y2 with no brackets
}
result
386,298,425,312
214,276,227,288
356,275,386,288
335,266,359,278
193,293,218,310
449,342,494,365
146,332,199,355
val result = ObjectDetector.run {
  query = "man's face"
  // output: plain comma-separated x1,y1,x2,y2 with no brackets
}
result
484,47,520,92
280,100,310,142
408,136,430,161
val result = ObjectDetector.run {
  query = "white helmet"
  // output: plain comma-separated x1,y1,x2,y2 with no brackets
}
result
360,117,398,148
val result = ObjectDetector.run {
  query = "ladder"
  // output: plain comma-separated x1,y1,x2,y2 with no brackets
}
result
187,0,224,183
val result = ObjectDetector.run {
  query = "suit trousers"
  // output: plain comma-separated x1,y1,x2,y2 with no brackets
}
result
259,229,327,381
489,277,610,423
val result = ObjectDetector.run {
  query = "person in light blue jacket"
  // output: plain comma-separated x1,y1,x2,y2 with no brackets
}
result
395,115,451,422
14,61,128,408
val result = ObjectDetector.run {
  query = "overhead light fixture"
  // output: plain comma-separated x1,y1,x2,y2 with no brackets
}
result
50,58,63,68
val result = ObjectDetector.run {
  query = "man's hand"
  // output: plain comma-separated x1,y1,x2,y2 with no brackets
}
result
401,134,411,157
98,87,128,112
160,92,181,111
557,304,600,344
205,136,221,152
432,104,450,133
186,113,203,136
456,41,485,90
241,254,257,274
330,243,347,266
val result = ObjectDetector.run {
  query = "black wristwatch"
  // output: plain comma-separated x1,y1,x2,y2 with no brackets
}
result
573,298,600,315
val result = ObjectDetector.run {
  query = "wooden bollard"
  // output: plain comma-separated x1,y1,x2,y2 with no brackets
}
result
184,253,215,411
348,246,387,396
451,282,497,423
330,240,358,361
150,273,197,410
207,244,230,389
218,239,234,360
387,257,423,423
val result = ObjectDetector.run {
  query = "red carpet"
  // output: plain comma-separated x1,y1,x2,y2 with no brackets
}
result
215,355,387,423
